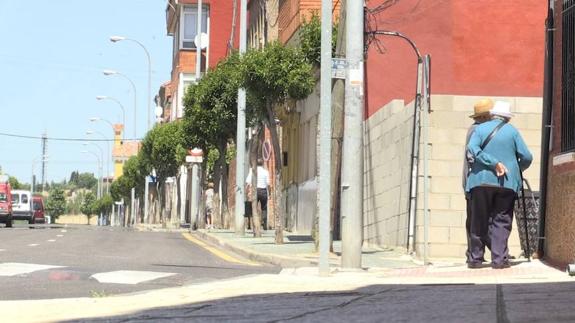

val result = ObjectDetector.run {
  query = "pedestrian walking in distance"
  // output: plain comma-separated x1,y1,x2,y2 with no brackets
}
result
465,101,532,269
463,98,494,264
246,158,271,229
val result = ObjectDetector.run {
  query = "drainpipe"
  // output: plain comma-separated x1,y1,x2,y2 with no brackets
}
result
538,0,555,256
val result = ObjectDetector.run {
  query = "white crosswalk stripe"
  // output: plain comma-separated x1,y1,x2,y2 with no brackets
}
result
0,262,178,284
90,270,177,285
0,263,64,276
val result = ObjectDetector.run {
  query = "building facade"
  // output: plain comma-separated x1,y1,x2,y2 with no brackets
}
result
543,0,575,266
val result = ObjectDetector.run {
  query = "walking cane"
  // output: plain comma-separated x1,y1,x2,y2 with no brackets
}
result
519,169,531,262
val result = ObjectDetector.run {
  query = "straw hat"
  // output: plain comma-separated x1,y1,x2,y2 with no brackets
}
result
491,101,513,119
469,98,494,118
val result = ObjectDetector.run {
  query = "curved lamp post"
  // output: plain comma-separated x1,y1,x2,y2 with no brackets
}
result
96,95,126,141
110,36,152,131
86,130,110,195
103,69,137,139
81,150,102,199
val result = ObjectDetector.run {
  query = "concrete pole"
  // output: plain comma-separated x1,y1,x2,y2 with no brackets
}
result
190,163,200,229
144,175,149,224
196,0,203,81
131,187,135,227
341,0,364,269
180,166,188,225
422,55,431,265
318,0,333,275
235,0,247,235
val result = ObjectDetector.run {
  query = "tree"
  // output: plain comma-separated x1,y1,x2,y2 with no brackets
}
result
183,53,245,227
242,42,315,243
8,176,21,189
140,121,187,182
46,187,66,221
80,192,97,225
77,172,98,190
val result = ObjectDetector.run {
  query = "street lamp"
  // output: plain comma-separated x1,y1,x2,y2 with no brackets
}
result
86,130,111,195
103,69,137,139
110,35,152,131
31,156,49,195
96,95,126,141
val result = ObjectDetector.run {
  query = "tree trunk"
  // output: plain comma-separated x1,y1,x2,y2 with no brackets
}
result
265,102,284,244
250,125,262,237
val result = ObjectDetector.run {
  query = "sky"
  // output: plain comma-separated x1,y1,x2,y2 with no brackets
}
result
0,0,173,184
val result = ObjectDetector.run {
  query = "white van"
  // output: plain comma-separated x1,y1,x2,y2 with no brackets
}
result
11,190,33,224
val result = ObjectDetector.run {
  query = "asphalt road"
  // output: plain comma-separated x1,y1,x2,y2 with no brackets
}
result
75,282,575,323
0,223,278,300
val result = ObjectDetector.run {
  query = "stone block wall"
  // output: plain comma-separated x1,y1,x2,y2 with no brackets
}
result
364,95,542,260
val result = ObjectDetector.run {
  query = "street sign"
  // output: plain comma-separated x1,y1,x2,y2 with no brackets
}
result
186,155,203,163
332,58,346,79
262,140,272,162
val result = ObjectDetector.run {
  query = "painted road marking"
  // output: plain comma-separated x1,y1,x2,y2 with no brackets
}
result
28,244,39,247
182,233,261,267
91,270,176,285
56,235,63,237
0,263,64,276
47,239,56,242
61,230,67,233
0,249,5,252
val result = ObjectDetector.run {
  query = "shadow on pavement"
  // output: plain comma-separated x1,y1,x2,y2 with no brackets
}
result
66,281,575,322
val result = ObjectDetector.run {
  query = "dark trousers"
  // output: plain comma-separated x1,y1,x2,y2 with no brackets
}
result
257,188,268,229
469,186,516,265
465,196,491,262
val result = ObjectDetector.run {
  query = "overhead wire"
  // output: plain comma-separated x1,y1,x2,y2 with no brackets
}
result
0,132,141,142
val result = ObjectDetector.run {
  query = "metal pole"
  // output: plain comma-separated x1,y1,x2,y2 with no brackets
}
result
235,0,247,235
196,0,203,81
318,0,332,275
341,0,364,269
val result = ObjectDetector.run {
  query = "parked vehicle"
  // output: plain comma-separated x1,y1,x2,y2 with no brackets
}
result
32,195,45,224
11,189,33,224
0,177,13,227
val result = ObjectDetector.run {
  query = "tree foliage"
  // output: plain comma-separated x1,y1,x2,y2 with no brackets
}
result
140,121,187,182
8,176,21,189
80,191,97,223
299,13,338,66
46,187,66,220
110,155,144,202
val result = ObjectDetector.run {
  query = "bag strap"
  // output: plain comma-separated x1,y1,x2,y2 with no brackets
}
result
480,120,507,150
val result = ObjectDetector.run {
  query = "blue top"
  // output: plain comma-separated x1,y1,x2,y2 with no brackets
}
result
465,119,533,193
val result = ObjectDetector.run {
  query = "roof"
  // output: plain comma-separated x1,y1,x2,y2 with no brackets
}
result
112,141,141,159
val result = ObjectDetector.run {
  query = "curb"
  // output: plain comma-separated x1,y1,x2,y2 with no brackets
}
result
193,231,321,268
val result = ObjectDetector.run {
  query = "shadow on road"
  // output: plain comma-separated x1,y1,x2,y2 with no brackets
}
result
66,281,575,322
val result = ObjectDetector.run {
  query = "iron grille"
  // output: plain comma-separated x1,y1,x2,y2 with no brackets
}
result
562,0,575,151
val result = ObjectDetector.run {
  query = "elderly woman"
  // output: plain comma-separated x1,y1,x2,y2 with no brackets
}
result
465,101,533,269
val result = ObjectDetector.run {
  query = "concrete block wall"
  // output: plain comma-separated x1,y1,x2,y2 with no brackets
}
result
413,95,542,259
363,99,414,249
364,95,542,260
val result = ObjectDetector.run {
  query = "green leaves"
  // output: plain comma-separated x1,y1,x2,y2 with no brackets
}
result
46,187,66,220
140,121,186,182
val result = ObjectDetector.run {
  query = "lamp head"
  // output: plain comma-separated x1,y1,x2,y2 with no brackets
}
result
89,117,100,122
110,36,126,42
85,131,94,135
96,96,107,100
103,70,117,76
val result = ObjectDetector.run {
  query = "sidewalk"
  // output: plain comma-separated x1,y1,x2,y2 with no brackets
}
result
194,228,575,284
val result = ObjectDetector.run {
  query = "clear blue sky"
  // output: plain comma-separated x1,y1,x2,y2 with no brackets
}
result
0,0,172,184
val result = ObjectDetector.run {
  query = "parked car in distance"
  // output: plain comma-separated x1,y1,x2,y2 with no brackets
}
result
11,189,33,224
32,195,45,224
0,177,13,227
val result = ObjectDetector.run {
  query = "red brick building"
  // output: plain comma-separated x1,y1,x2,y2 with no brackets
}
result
542,0,575,266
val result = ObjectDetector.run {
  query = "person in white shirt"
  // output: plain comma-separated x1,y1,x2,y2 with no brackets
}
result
246,158,271,229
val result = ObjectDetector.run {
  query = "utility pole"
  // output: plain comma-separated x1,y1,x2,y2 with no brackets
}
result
196,0,203,81
235,0,247,235
318,0,333,275
341,0,364,269
41,132,47,193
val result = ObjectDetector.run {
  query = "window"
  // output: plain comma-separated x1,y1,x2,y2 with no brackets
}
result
561,0,575,151
0,193,6,202
181,5,209,50
21,194,28,204
175,73,196,119
12,194,19,204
